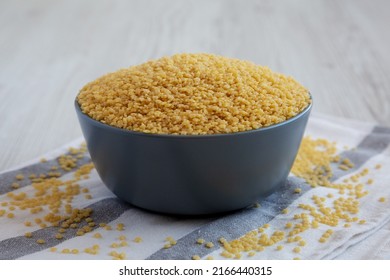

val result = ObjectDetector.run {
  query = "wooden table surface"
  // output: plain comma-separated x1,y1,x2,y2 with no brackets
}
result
1,0,389,171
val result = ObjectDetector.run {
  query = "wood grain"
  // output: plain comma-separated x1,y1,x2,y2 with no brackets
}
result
1,0,389,171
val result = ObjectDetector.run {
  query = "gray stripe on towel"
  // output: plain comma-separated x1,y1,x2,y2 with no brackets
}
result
147,177,309,259
147,126,390,259
332,126,390,180
0,198,130,260
0,154,92,195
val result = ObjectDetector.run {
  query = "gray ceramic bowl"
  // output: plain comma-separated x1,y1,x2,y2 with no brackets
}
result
75,99,312,215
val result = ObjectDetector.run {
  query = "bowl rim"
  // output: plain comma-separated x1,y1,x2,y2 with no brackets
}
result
75,93,312,139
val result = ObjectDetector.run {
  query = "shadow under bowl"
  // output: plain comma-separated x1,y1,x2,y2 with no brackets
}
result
75,99,312,215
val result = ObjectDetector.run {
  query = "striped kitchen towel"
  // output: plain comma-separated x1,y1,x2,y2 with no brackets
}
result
0,114,389,260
